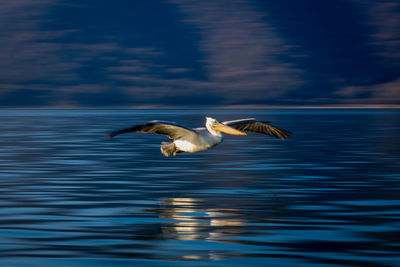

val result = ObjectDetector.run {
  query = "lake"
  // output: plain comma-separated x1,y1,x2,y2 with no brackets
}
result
0,109,399,267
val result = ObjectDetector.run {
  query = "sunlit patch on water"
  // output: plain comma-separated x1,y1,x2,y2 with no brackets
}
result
0,109,399,266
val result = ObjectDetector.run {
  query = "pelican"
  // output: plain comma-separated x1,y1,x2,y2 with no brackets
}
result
108,117,291,157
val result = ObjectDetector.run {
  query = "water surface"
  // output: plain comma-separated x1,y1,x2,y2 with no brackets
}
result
0,109,399,266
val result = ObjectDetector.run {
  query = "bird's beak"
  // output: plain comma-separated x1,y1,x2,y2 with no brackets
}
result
212,122,247,135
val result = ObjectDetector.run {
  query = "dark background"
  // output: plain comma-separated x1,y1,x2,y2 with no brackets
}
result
1,0,399,107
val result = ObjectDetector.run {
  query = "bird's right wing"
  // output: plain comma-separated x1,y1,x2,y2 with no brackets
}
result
108,120,199,140
222,118,291,140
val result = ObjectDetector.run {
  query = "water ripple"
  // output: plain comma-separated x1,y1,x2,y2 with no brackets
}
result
0,109,399,266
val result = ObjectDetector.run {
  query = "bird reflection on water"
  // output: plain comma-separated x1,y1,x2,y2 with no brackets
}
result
157,197,246,241
139,195,286,262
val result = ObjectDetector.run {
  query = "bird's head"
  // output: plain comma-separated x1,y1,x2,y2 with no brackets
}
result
205,117,217,127
205,117,246,136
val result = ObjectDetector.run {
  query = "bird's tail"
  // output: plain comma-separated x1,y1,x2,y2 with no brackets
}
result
161,142,179,157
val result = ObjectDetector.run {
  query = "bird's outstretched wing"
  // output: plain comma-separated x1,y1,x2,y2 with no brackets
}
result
222,118,291,140
108,120,199,140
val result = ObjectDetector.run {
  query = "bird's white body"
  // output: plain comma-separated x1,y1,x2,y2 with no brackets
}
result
174,130,222,152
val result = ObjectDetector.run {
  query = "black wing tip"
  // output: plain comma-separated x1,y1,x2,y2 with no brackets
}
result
277,129,291,140
267,124,291,140
107,132,118,139
107,124,145,138
282,129,292,138
107,130,123,139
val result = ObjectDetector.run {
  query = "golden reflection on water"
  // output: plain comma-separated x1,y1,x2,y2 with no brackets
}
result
158,197,246,241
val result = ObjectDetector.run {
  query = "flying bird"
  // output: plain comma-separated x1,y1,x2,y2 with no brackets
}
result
108,117,291,157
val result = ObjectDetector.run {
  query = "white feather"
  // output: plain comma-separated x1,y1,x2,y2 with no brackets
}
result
174,140,197,152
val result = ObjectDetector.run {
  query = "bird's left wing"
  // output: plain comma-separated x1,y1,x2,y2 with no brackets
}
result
108,120,199,140
222,118,291,140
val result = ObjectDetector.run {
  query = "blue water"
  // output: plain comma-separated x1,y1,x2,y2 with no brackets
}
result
0,109,399,267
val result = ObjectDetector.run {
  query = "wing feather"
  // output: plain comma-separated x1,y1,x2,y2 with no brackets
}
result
108,120,199,140
222,118,291,140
